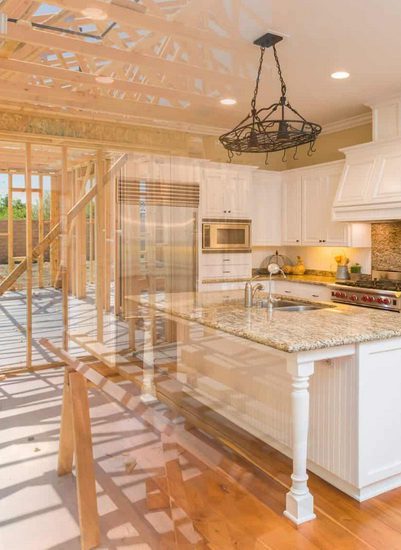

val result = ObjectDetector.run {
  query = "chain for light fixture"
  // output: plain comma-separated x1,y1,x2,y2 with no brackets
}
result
219,33,322,162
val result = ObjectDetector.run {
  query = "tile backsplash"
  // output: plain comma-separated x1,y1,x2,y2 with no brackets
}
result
372,222,401,271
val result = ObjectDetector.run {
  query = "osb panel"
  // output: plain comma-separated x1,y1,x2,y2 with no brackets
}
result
0,109,287,170
0,110,190,151
371,222,401,270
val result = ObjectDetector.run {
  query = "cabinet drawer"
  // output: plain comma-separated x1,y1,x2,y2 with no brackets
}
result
202,264,251,279
274,281,331,301
201,282,247,292
300,285,331,301
201,252,251,266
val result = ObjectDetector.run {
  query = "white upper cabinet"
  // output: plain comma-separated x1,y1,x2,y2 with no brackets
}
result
251,171,282,246
282,171,302,244
201,168,227,217
301,163,349,246
301,173,326,245
201,165,252,219
283,161,370,247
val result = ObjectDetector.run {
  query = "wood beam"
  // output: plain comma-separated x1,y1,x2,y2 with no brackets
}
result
0,154,127,296
61,145,68,350
44,0,251,53
0,21,250,90
0,80,235,129
25,142,32,369
7,173,14,282
0,58,246,112
38,173,44,288
95,150,104,343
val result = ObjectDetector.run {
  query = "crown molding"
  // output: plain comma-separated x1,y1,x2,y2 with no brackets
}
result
321,112,372,135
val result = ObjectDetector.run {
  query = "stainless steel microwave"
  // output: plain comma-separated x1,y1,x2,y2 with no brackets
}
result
202,219,251,252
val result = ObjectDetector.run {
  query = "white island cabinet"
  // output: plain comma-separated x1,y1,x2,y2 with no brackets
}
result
132,290,401,525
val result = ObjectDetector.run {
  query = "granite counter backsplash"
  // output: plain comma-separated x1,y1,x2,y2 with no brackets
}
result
252,268,335,278
372,222,401,271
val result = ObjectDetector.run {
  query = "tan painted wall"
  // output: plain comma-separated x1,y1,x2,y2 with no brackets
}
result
285,124,373,170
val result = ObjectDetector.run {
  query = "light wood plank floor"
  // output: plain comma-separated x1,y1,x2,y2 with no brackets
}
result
2,368,401,549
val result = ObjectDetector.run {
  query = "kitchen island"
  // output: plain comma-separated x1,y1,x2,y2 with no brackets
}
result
126,290,401,525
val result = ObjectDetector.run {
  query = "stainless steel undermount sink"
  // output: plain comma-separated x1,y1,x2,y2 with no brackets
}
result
258,299,327,312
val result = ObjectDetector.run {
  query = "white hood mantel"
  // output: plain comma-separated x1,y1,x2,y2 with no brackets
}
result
333,97,401,222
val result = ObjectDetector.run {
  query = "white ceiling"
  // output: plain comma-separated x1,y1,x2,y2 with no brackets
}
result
242,0,401,126
0,0,400,132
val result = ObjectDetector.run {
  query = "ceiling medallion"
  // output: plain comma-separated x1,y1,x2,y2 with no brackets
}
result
219,33,322,163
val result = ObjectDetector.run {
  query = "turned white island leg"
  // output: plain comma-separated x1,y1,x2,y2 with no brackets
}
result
284,359,316,525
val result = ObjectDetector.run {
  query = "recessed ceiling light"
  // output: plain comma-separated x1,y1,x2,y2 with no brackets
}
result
95,75,114,84
220,98,237,106
331,71,350,80
81,7,108,20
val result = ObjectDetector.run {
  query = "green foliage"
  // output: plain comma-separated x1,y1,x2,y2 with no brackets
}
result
0,195,27,219
32,191,51,221
0,191,51,220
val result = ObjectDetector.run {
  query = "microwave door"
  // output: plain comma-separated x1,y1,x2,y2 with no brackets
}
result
208,223,250,250
215,226,247,248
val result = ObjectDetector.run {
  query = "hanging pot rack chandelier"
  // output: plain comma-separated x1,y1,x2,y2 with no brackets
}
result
219,33,322,163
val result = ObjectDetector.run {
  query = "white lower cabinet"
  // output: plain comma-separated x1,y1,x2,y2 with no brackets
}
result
200,252,252,281
201,279,332,303
259,280,332,302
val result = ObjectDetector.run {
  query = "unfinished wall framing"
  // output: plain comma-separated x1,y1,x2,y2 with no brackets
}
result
0,139,125,372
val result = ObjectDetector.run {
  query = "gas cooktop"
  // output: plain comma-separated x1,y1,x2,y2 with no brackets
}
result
337,279,401,292
330,270,401,312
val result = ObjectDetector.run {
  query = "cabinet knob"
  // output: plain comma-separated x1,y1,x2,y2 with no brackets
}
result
322,239,326,243
296,239,300,243
319,239,322,243
228,210,231,213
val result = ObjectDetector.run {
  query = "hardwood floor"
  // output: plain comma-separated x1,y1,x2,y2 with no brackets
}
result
2,367,401,549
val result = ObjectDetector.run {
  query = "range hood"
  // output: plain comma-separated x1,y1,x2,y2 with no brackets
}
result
333,97,401,222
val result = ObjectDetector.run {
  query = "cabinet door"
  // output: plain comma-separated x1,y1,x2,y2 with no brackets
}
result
201,168,227,217
251,173,282,245
282,174,302,244
301,174,326,245
225,171,251,218
302,164,349,246
324,170,350,245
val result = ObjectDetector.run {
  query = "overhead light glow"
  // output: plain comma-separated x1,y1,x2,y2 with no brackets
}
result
81,7,108,20
220,98,237,105
95,75,114,84
331,71,350,80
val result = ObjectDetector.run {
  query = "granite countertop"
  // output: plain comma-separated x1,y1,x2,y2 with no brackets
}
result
202,274,337,286
126,290,401,354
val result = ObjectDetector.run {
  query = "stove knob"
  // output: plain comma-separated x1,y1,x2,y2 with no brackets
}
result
377,297,383,303
350,295,358,302
383,298,390,305
341,292,347,298
362,295,368,302
335,291,341,298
